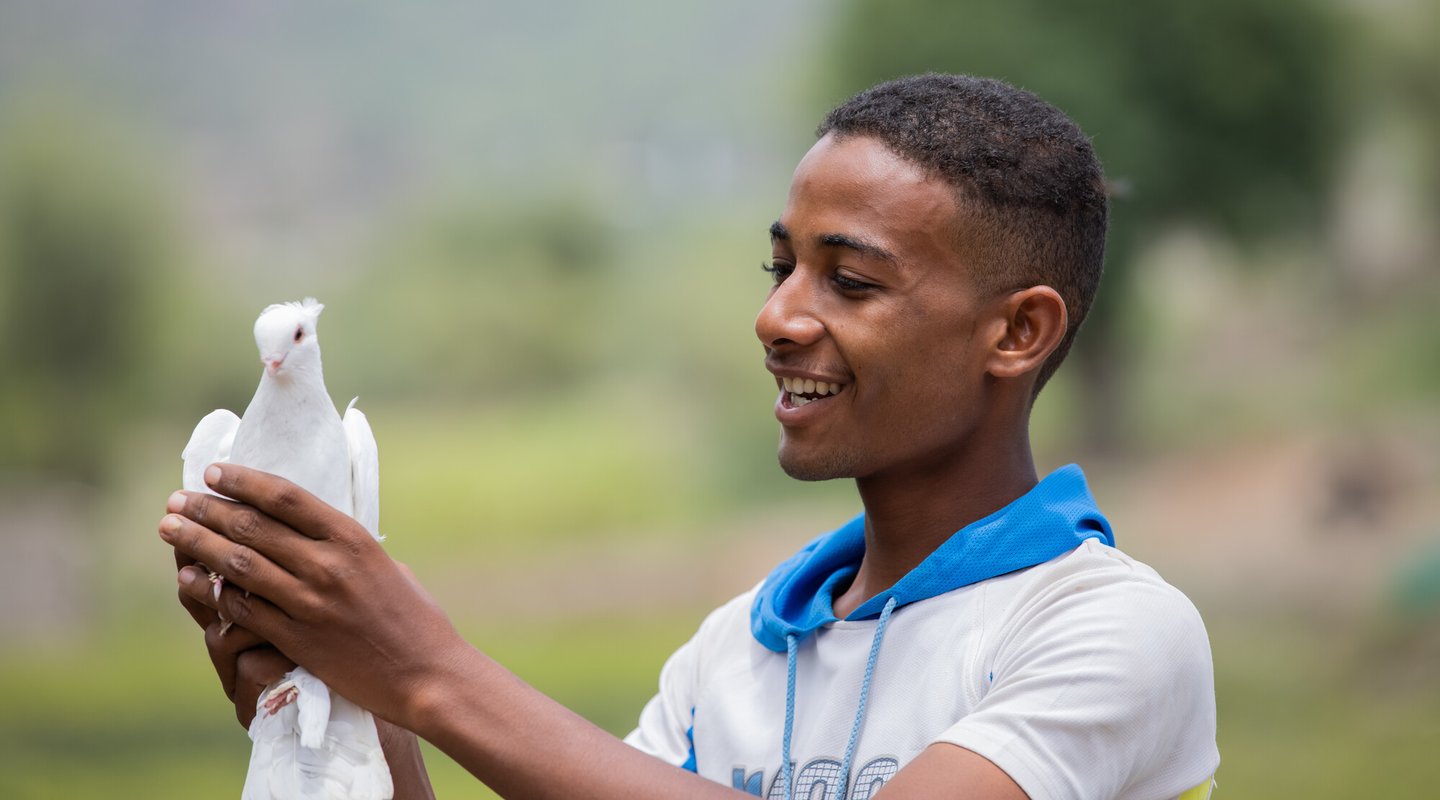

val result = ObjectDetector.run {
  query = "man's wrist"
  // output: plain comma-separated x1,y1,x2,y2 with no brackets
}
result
400,638,490,744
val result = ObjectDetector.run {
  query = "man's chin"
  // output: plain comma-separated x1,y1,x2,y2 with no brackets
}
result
776,446,859,482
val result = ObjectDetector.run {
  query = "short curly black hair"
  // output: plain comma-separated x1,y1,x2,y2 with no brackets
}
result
818,74,1108,395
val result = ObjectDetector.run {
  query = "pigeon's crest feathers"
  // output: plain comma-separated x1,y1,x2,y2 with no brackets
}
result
259,296,324,319
255,298,324,340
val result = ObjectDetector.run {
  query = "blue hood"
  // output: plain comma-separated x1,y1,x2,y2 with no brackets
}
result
750,464,1114,653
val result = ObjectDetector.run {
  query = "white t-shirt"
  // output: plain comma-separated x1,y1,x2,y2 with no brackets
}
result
625,539,1218,799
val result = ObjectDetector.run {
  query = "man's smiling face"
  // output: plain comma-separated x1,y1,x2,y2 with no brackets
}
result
756,133,1002,483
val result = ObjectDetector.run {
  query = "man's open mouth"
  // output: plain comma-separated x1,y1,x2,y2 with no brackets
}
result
781,376,847,407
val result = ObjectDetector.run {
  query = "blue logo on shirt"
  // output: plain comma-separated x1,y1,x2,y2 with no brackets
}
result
733,756,899,799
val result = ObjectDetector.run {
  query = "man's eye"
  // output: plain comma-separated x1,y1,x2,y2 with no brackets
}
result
833,273,874,292
761,261,793,284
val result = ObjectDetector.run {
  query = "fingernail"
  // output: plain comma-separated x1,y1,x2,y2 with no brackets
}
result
167,491,186,513
178,566,199,586
159,514,182,537
205,465,222,487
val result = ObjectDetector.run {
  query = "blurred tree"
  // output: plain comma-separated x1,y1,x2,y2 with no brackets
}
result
329,193,619,404
824,0,1347,450
0,109,177,482
1369,0,1440,245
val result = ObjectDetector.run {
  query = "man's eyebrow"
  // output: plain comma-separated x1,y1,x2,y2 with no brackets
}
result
769,221,896,263
818,232,896,263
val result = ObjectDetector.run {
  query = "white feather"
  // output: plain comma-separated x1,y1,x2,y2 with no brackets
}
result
183,299,392,800
242,669,391,800
343,398,380,539
181,409,240,494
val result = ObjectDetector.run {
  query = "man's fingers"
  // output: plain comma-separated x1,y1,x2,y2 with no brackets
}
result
166,490,313,573
204,620,267,701
179,567,291,645
233,647,296,729
175,550,218,630
200,464,350,543
213,581,292,645
177,564,220,611
205,619,270,658
166,516,300,626
179,586,216,630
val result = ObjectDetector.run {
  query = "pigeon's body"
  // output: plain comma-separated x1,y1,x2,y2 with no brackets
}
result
182,298,391,800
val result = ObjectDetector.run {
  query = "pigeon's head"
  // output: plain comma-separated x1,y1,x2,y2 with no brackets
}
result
253,297,324,379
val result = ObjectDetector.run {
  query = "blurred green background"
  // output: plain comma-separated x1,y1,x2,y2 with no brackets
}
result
1,1,1438,797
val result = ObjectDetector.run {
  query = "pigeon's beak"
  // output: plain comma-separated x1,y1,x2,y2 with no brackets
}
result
263,355,286,376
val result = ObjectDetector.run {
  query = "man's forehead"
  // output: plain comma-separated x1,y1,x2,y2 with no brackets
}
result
792,132,933,188
785,135,960,221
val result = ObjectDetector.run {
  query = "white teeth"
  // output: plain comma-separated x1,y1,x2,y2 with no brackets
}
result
780,377,846,403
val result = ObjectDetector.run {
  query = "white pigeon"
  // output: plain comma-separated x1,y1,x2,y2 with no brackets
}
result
181,298,392,800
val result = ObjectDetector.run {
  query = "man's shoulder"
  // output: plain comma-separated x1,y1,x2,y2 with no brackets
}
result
1007,538,1196,601
684,583,763,652
982,538,1210,645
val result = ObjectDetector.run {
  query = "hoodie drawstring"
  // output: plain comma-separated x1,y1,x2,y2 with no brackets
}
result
836,595,897,799
782,633,799,800
781,595,899,800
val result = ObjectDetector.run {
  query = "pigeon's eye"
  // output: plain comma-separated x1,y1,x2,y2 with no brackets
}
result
293,327,304,343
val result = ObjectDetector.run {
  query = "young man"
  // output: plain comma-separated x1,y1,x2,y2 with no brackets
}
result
164,74,1218,799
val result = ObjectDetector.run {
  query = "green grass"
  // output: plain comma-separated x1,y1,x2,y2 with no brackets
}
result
1209,619,1440,799
0,611,703,800
377,397,709,557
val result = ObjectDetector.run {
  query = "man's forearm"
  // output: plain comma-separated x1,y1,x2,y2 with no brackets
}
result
405,643,747,800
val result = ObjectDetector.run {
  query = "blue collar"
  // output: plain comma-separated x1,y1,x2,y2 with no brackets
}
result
750,464,1114,652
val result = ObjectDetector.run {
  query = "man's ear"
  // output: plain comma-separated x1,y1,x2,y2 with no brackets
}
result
985,286,1067,380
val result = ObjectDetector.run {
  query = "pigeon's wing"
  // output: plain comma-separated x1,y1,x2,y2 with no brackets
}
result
182,409,240,493
343,398,380,540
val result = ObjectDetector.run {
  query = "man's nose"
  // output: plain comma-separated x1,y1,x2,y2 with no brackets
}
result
755,274,825,350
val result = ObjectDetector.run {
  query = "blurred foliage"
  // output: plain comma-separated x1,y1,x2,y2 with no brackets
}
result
829,0,1346,238
377,399,708,553
1390,540,1440,620
1360,0,1440,207
825,0,1347,250
0,107,178,481
328,194,621,401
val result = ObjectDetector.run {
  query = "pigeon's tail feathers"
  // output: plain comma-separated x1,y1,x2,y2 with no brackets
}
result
343,399,382,541
290,667,332,749
182,409,240,493
244,668,393,799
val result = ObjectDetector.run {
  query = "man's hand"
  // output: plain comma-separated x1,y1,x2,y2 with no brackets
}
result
173,549,295,729
166,467,441,799
160,463,470,733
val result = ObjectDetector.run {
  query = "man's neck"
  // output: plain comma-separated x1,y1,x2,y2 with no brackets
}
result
831,438,1039,620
